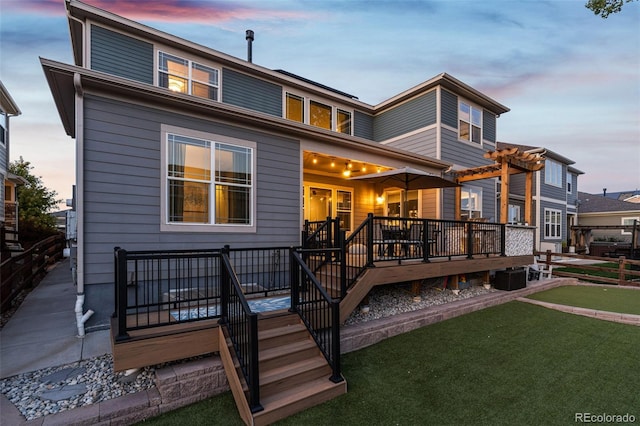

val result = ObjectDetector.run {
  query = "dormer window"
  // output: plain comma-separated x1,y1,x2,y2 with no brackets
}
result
158,52,219,101
459,101,481,144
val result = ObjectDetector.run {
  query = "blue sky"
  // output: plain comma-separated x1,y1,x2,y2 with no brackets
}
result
1,0,639,206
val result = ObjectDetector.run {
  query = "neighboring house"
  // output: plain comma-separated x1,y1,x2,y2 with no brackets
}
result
42,1,514,327
601,189,640,203
0,80,24,260
577,191,640,242
496,142,584,252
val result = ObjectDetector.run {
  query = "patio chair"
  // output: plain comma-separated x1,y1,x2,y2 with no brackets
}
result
526,257,553,281
373,223,393,257
406,223,423,256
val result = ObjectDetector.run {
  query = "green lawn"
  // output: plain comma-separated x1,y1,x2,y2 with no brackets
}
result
139,302,640,426
527,285,640,315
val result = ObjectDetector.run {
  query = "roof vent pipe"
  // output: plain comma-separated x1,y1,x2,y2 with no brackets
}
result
246,30,254,63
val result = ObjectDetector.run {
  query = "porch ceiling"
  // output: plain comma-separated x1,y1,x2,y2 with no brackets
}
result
303,151,392,178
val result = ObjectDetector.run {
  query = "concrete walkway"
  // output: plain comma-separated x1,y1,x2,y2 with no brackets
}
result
0,258,111,379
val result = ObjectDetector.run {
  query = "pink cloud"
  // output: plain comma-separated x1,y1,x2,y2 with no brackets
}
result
8,0,314,23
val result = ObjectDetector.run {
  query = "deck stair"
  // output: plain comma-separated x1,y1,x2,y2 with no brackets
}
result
220,311,347,426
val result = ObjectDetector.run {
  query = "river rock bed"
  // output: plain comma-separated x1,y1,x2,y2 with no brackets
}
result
1,282,495,421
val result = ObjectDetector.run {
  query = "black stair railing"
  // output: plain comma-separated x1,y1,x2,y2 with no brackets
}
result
220,247,263,414
290,248,342,383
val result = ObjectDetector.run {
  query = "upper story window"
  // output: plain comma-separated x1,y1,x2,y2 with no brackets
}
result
285,92,351,135
310,100,332,130
0,112,7,146
567,172,572,193
162,125,255,232
286,93,304,122
545,159,563,187
158,52,219,101
459,101,482,144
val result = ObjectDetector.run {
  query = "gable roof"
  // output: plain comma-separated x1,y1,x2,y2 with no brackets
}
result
64,0,509,116
578,191,640,214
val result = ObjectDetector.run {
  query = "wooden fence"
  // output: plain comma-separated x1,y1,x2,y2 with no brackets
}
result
1,234,67,312
537,251,640,287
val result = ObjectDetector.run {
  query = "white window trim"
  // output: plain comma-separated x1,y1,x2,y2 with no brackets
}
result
544,159,563,188
160,124,256,233
156,50,220,100
303,182,354,231
544,208,562,239
621,217,639,235
461,185,483,219
458,100,482,145
283,91,353,135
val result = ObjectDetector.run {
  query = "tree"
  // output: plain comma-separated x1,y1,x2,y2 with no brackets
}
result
585,0,638,18
9,157,61,239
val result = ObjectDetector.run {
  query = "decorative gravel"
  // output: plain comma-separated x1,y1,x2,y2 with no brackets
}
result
1,282,495,421
344,280,497,325
0,354,156,421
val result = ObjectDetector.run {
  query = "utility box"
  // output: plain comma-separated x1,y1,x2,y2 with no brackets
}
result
494,268,526,291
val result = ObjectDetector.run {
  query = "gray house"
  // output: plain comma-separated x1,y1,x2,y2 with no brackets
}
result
496,142,583,252
42,0,513,328
1,80,24,260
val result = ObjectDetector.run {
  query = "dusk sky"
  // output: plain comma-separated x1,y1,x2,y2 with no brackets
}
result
1,0,639,208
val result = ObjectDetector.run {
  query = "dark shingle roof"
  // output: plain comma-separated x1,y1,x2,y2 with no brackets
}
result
578,191,640,213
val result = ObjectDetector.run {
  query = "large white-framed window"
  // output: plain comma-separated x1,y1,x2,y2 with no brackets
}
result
622,217,639,235
459,101,482,144
544,208,562,239
544,159,563,187
284,92,352,135
461,186,482,220
161,125,255,232
158,51,219,101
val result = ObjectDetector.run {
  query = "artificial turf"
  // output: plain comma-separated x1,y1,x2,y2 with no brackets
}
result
527,285,640,316
138,301,640,426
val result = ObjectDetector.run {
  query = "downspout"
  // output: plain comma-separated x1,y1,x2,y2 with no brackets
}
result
73,71,92,337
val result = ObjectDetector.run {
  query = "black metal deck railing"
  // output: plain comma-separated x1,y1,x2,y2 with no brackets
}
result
290,248,342,383
113,248,222,341
220,249,263,414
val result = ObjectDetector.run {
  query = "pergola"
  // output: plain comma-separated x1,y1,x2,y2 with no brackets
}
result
453,147,545,224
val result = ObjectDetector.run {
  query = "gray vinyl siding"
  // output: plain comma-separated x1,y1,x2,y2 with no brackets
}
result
483,110,496,143
82,95,300,321
90,25,154,84
222,68,282,117
507,173,529,196
440,127,496,221
385,128,437,158
567,173,578,209
441,89,458,128
354,110,374,140
540,168,567,201
373,90,436,141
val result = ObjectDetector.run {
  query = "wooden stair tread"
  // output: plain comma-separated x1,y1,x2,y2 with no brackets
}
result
260,355,329,385
258,322,306,340
259,338,317,362
253,376,346,425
